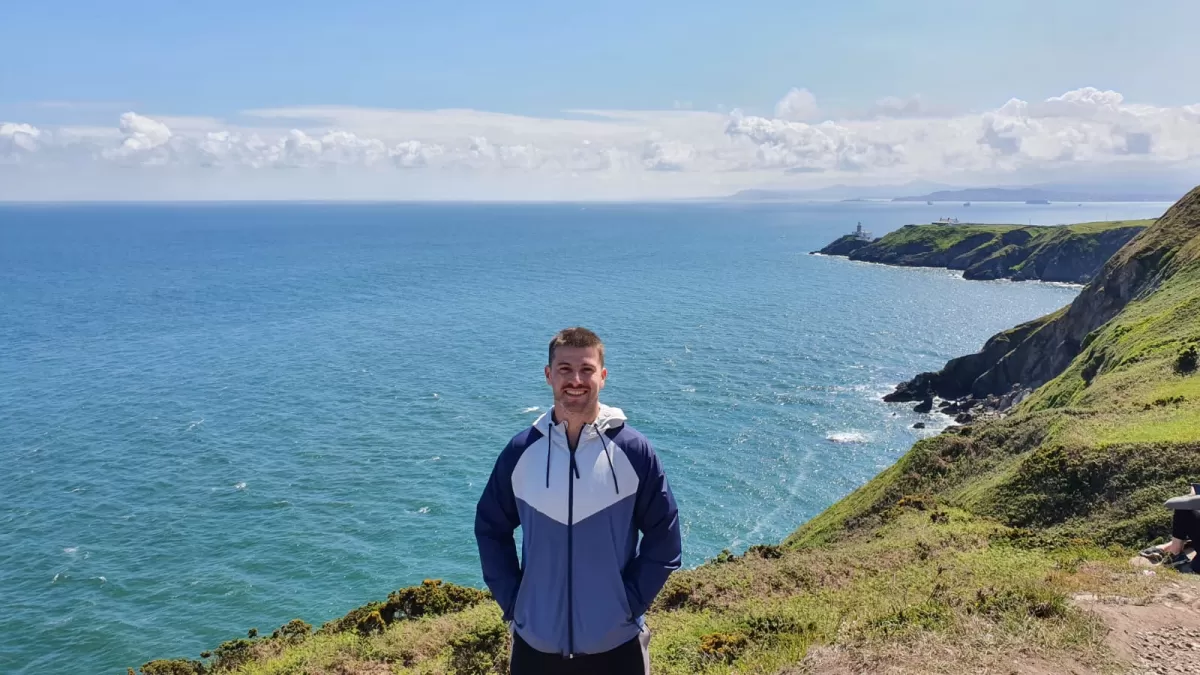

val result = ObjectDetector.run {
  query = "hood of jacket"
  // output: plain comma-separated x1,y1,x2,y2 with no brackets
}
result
532,403,626,435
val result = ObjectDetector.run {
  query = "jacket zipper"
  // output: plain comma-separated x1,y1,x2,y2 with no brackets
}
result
567,441,577,658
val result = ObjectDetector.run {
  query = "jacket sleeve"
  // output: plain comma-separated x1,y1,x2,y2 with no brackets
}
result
474,440,523,620
623,440,682,618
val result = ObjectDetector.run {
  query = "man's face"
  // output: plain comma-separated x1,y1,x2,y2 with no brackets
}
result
545,346,606,416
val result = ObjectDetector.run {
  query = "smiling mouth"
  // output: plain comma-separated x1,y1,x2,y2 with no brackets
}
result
562,387,589,398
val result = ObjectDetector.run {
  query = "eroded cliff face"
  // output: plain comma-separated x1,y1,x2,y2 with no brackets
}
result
995,226,1146,283
885,188,1200,405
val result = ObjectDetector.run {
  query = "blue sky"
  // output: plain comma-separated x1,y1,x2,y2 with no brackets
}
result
4,0,1196,118
2,1,1199,200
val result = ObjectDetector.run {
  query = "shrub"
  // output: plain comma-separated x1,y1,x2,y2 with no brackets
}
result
653,574,701,611
990,442,1200,544
1175,345,1198,374
319,602,386,636
270,619,312,644
319,580,490,636
383,579,489,623
744,615,813,640
745,544,784,559
698,632,748,664
134,660,205,675
447,622,510,675
210,637,257,671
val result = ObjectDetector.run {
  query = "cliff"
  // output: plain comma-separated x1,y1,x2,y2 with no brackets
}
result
815,220,1150,283
885,196,1198,405
800,185,1200,546
135,192,1200,675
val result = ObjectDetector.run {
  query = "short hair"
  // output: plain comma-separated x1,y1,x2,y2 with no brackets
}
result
548,327,605,367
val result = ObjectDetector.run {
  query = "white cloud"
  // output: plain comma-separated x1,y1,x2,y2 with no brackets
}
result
117,112,172,151
642,139,695,171
867,95,929,119
1036,87,1125,118
3,87,1200,199
972,89,1200,164
724,116,906,171
773,88,820,122
390,140,442,168
1,122,42,158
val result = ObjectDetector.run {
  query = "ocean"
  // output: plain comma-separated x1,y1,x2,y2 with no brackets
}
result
0,199,1168,673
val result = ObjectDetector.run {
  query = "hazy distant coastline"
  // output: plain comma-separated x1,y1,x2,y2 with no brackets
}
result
728,183,1187,203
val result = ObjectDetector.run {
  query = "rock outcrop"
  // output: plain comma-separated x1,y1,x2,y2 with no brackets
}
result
814,234,871,256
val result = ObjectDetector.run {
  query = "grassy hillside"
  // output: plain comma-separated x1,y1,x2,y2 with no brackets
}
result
134,193,1200,674
136,516,1164,675
817,220,1152,283
794,188,1200,549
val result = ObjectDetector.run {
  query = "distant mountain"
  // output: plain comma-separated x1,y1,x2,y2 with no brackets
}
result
728,180,951,201
727,178,1196,204
892,187,1180,203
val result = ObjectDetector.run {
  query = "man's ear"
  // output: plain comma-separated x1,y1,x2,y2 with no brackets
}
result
544,364,552,385
600,367,608,387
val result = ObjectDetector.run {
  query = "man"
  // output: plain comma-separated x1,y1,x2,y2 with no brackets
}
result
475,327,682,674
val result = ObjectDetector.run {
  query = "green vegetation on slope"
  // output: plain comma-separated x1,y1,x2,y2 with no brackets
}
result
797,188,1200,550
137,192,1200,674
136,511,1161,675
816,220,1152,283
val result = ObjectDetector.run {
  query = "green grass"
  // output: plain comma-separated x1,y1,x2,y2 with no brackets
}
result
1060,219,1156,234
866,220,1152,254
848,219,1150,283
871,223,1031,253
1020,265,1200,447
137,509,1163,675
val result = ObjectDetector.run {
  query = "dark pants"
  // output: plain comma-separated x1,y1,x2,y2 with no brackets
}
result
511,630,649,675
1172,509,1199,542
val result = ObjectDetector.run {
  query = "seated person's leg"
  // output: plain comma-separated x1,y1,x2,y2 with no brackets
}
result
1170,509,1199,552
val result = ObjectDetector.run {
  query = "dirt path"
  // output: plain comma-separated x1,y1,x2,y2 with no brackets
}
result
790,571,1200,675
1074,574,1200,675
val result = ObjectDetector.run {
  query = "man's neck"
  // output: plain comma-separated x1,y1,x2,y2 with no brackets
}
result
552,405,600,450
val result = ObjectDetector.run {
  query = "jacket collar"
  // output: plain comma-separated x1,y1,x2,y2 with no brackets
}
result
532,403,626,436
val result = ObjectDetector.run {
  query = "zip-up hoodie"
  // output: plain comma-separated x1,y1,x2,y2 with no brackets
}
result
474,404,682,656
